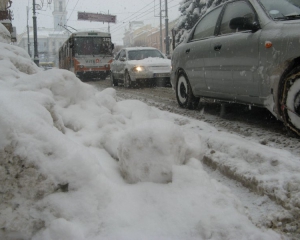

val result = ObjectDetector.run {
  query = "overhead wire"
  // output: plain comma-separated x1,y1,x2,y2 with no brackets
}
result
110,0,178,34
109,1,155,34
66,0,80,24
31,0,180,40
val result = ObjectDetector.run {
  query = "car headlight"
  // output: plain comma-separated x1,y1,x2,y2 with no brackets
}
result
132,66,145,72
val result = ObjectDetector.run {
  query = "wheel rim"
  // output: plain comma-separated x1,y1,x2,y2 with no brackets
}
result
286,77,300,130
177,75,188,104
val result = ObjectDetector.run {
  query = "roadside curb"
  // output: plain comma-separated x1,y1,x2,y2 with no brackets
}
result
202,154,300,236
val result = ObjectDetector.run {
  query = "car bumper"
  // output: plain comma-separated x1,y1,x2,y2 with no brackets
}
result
129,71,170,81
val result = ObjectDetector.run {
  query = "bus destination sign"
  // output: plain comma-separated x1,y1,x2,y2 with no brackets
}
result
78,12,116,23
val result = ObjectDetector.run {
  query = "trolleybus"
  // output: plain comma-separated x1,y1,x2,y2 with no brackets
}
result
59,31,114,81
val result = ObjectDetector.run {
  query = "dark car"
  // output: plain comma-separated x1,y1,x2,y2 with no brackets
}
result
171,0,300,135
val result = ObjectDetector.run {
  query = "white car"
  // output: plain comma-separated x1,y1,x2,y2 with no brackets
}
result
110,47,171,87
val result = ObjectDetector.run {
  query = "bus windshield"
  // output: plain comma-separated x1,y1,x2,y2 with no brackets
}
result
74,37,111,55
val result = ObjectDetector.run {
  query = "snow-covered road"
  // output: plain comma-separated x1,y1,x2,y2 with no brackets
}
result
89,79,300,239
89,79,300,156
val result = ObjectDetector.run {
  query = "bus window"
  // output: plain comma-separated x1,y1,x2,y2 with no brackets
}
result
74,37,111,55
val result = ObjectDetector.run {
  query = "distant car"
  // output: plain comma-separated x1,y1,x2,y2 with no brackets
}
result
171,0,300,135
110,47,171,87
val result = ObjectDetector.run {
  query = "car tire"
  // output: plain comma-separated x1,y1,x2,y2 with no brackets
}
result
110,71,118,86
281,67,300,136
124,71,131,88
176,73,199,109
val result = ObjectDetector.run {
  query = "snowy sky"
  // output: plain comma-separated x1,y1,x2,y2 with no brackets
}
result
0,23,299,239
11,0,182,44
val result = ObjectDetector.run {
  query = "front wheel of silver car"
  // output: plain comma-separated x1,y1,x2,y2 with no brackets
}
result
110,71,118,86
281,69,300,136
176,73,199,109
124,71,132,88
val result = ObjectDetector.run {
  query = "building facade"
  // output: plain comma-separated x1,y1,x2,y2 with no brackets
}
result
18,27,69,65
17,0,69,66
123,19,177,55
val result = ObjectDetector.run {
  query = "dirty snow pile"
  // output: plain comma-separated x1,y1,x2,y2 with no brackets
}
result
0,24,294,240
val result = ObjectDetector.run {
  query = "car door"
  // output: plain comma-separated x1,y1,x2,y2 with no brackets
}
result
209,0,260,99
184,6,223,95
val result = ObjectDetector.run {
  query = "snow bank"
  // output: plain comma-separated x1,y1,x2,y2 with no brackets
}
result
0,26,286,239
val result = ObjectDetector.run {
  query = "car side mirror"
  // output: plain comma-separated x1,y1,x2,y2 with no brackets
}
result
229,17,259,32
120,57,126,61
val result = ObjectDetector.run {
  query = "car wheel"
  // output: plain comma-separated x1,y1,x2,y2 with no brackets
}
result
281,68,300,136
110,71,118,86
176,73,199,109
124,71,131,88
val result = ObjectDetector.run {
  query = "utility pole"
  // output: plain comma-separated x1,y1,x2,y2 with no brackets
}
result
159,0,162,52
26,6,31,57
108,10,110,33
32,0,39,66
165,0,170,56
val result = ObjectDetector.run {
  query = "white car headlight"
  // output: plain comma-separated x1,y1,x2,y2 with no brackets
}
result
132,66,145,72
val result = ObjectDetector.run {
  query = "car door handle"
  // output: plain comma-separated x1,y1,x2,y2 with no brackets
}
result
214,44,222,51
185,49,190,54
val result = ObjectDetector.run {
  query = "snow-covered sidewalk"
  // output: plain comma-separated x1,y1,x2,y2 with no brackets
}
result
0,24,298,239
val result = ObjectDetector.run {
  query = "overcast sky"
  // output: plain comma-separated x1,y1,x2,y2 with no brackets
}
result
11,0,182,44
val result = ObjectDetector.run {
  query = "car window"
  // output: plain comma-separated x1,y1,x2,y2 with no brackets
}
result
259,0,300,20
191,6,222,41
220,1,256,35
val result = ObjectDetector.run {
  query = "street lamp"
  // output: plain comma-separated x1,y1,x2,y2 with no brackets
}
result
26,6,32,57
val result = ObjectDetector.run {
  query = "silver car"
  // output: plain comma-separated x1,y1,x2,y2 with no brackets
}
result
171,0,300,135
110,47,171,87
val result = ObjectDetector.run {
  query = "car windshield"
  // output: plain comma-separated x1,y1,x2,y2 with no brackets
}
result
128,50,164,60
259,0,300,20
